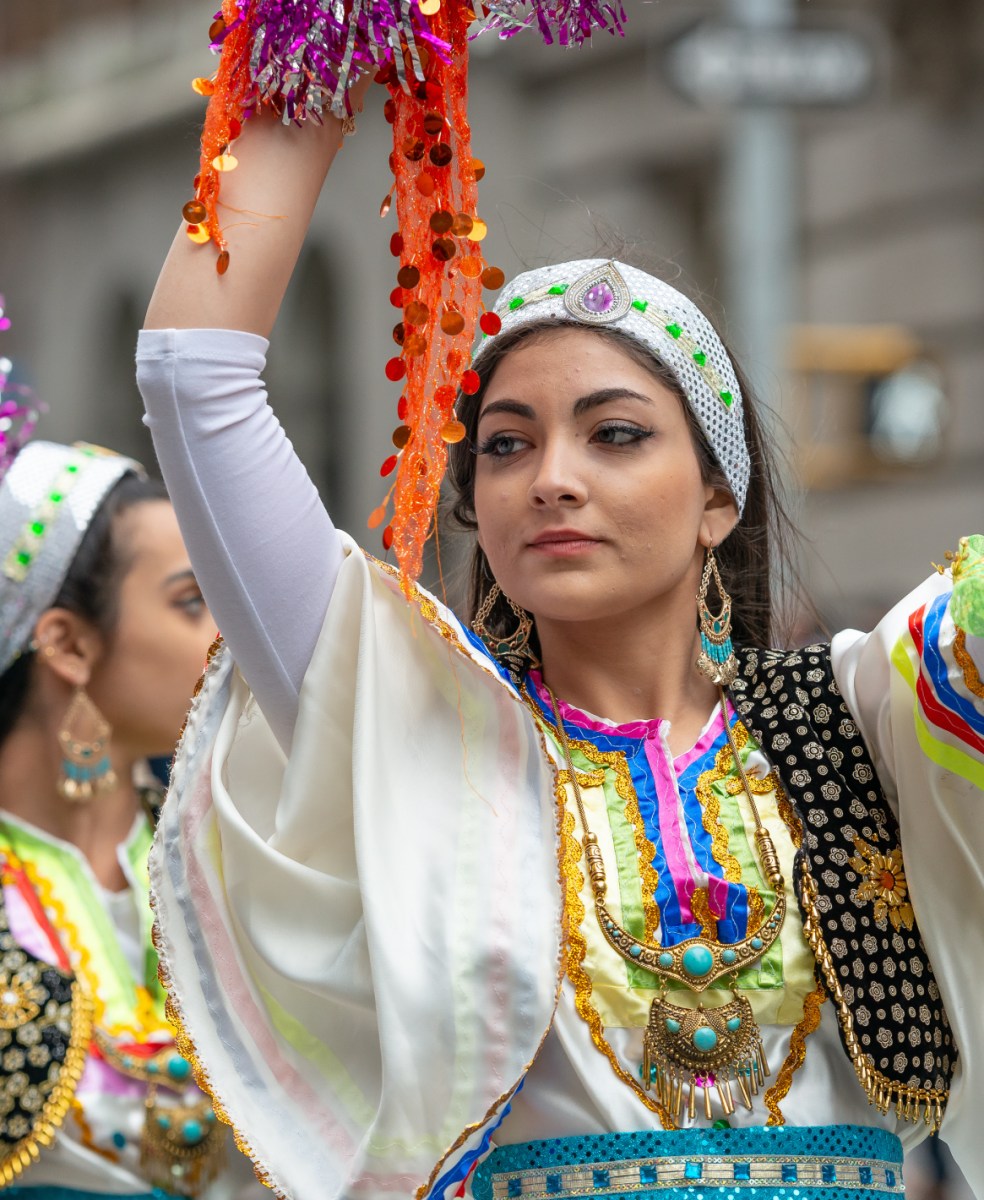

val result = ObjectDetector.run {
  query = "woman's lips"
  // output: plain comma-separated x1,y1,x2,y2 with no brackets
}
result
527,530,602,556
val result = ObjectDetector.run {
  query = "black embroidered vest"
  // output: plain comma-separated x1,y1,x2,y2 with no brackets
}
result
731,644,955,1128
0,864,91,1185
0,790,160,1183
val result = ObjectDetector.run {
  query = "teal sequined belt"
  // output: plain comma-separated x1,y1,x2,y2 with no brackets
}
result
1,1188,184,1199
472,1125,904,1200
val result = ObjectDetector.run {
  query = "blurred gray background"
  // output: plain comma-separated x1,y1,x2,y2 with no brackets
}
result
2,2,982,634
1,2,981,1191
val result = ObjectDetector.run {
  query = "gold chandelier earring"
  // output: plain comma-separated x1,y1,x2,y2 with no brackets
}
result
57,687,117,802
695,544,739,686
471,582,540,673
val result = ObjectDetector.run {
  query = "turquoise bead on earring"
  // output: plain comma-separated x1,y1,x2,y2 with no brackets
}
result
695,545,738,686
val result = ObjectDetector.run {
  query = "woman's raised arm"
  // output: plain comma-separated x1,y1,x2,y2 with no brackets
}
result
139,100,368,750
145,107,350,335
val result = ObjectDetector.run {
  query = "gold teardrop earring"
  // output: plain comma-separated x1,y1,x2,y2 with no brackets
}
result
471,582,540,674
695,544,739,686
57,687,117,802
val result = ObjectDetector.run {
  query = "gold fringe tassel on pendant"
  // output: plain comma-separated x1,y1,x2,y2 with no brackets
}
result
642,990,771,1123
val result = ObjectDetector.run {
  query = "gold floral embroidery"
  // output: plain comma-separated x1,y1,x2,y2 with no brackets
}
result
953,629,984,700
0,984,92,1187
763,979,826,1125
849,839,915,932
0,973,41,1029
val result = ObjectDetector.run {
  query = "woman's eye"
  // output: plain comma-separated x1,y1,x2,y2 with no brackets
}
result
476,433,529,458
174,595,207,618
593,422,652,446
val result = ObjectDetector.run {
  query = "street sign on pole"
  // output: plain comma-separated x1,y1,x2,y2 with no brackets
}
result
662,22,877,108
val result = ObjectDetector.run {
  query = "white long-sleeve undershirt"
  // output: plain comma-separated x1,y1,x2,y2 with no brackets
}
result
137,327,341,750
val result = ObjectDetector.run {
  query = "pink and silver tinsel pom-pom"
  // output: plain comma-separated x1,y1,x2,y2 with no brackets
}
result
479,1,627,45
207,1,628,125
0,296,44,487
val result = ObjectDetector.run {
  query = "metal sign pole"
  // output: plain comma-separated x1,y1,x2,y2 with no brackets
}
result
720,0,798,432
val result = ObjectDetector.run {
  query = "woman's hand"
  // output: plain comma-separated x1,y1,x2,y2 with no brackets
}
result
145,72,374,336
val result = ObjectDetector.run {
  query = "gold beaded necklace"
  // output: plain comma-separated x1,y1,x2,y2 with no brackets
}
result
545,684,787,1123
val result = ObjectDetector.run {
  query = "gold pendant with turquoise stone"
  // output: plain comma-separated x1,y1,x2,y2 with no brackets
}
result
642,988,769,1122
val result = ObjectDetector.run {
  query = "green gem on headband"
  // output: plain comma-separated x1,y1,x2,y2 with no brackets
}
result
0,441,143,674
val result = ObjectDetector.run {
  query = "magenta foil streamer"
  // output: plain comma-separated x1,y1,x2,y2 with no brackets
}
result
479,0,628,45
212,1,450,122
0,298,44,486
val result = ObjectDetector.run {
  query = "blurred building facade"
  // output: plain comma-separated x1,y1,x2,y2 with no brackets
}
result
1,0,982,634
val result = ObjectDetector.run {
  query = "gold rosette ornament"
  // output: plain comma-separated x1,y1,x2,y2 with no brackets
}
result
850,838,914,932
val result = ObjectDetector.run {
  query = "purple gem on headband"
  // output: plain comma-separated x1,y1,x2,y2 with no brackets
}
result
582,281,616,315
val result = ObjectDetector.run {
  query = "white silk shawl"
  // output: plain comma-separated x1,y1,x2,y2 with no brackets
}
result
150,537,563,1200
151,535,984,1200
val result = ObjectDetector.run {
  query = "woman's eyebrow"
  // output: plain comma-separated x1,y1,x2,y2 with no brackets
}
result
479,388,655,425
161,568,198,589
572,388,655,416
478,399,537,423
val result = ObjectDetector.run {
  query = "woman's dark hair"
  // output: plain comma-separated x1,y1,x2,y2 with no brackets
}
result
446,315,805,658
0,472,168,746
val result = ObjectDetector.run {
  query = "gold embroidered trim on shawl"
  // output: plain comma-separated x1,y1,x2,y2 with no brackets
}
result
6,852,167,1040
155,951,279,1195
689,887,717,940
0,983,92,1187
553,778,674,1128
746,887,765,936
763,979,827,1125
773,776,803,848
530,714,662,944
953,628,984,700
176,635,225,751
151,645,282,1196
415,716,569,1200
695,725,749,883
798,862,948,1131
345,559,572,1200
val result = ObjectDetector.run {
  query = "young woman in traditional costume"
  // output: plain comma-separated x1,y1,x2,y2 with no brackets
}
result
0,387,264,1196
137,66,983,1200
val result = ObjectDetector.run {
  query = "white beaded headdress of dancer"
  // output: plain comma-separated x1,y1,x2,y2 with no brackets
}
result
0,442,143,674
471,260,750,514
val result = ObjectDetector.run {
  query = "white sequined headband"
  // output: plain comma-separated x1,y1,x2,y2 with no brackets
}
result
0,441,143,674
471,260,749,513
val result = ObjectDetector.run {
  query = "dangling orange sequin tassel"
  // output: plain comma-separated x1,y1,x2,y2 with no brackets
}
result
376,4,505,588
181,0,255,272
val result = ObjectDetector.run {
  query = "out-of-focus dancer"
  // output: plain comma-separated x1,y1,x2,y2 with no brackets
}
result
0,301,262,1198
